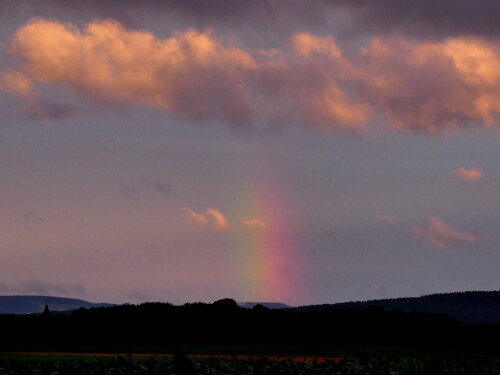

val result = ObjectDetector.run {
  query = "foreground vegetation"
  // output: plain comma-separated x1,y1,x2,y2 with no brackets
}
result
0,353,499,375
1,298,499,373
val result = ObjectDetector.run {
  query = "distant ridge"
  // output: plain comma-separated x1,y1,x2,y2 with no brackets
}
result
0,295,113,314
292,291,500,324
4,291,500,323
238,302,291,309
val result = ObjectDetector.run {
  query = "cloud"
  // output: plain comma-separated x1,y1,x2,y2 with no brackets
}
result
0,279,87,296
120,181,172,197
183,208,208,225
410,216,481,249
183,208,230,230
206,208,231,230
0,0,277,30
356,36,500,133
375,213,398,223
330,0,500,40
0,70,36,97
5,18,500,133
5,0,500,41
454,168,483,182
6,18,256,126
146,182,172,196
183,209,267,232
241,218,265,231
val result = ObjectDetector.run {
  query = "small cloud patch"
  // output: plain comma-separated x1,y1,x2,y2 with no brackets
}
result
183,208,230,230
454,167,483,182
410,216,481,249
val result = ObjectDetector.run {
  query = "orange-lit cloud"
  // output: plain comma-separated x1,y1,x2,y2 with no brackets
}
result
5,18,500,133
454,167,483,182
356,36,500,133
206,208,230,230
410,216,481,249
183,208,208,225
0,70,36,97
183,208,230,230
7,18,256,125
240,218,265,231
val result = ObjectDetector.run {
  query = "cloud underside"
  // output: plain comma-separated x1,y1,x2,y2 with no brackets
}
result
3,19,500,133
411,217,480,249
5,0,500,39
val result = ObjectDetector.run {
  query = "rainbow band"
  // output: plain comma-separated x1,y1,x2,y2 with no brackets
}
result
235,170,299,305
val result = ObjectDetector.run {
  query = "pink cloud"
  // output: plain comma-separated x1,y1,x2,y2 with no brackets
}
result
454,167,483,182
5,18,500,134
410,216,481,249
183,208,230,231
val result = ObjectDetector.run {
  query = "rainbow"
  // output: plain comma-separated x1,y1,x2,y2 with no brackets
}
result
234,169,301,305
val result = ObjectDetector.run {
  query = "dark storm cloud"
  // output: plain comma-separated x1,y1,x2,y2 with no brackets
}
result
2,0,500,40
0,0,276,29
333,0,500,39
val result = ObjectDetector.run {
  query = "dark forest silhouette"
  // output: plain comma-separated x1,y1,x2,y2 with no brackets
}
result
294,291,500,324
1,297,499,353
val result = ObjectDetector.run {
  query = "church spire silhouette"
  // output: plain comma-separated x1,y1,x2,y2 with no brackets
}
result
41,302,50,318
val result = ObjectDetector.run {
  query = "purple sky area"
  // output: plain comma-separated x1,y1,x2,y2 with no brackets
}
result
1,0,499,305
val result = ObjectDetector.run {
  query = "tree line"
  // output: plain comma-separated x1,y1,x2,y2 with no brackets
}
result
0,298,498,353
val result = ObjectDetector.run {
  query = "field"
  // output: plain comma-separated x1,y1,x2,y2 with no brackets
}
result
1,350,499,374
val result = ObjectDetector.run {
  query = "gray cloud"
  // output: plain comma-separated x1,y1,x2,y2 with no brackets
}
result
333,0,500,39
121,180,172,197
3,0,500,40
0,279,87,296
143,181,172,197
0,0,276,30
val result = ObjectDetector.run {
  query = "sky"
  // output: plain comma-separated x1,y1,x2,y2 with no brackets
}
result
1,0,499,306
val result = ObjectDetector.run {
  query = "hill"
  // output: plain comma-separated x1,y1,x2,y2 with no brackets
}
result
293,291,500,323
0,295,113,314
238,302,291,309
3,291,500,323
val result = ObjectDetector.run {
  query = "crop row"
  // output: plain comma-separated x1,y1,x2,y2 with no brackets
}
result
0,355,499,375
